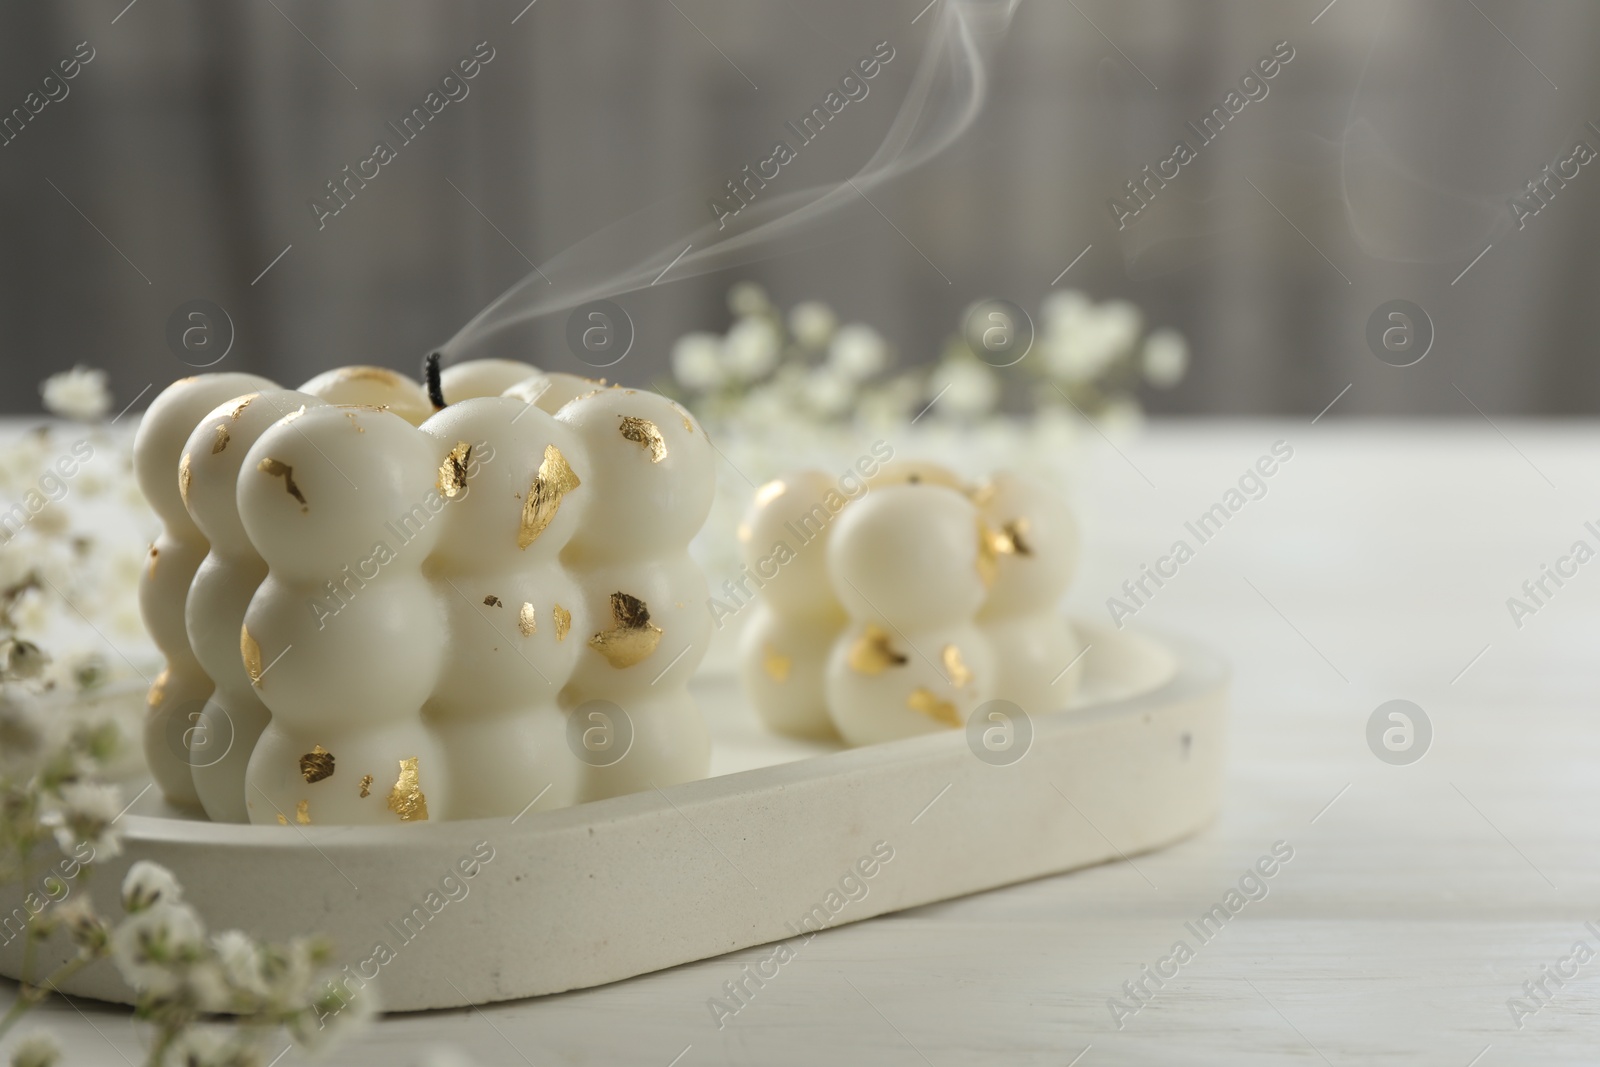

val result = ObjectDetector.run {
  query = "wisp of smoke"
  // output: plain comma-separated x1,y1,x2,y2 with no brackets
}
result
441,0,1018,361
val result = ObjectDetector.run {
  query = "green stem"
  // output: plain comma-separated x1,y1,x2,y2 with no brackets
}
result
0,953,92,1040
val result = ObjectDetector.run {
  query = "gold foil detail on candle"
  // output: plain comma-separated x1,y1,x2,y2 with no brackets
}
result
969,481,998,506
681,414,694,433
618,416,667,462
519,444,580,549
518,602,537,636
589,592,662,668
387,757,428,821
211,423,230,454
344,411,365,432
147,545,158,579
847,624,907,675
276,813,287,825
295,799,311,825
438,441,472,499
484,595,502,607
147,669,168,709
280,405,308,424
359,774,373,798
257,458,307,510
552,604,571,641
942,644,972,688
228,395,257,420
762,644,791,682
178,453,193,507
907,687,962,728
987,517,1032,558
299,745,334,783
337,366,403,386
241,626,263,687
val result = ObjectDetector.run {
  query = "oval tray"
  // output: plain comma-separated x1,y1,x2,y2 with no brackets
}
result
0,622,1226,1012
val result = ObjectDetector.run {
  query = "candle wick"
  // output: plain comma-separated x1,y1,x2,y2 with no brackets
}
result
423,352,446,410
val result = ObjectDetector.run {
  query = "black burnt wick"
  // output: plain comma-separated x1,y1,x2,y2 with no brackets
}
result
423,351,446,410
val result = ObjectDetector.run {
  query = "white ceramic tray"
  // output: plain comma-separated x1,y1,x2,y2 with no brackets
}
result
0,622,1226,1012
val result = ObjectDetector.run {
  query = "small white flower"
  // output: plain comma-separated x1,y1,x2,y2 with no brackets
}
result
726,281,770,318
722,317,781,382
1039,289,1092,333
1141,328,1188,387
165,1028,252,1067
186,959,233,1013
0,683,45,764
671,333,725,392
122,860,182,913
52,781,123,861
788,301,837,349
110,900,205,995
52,894,110,956
933,359,1000,419
827,325,889,381
40,366,112,422
8,1031,61,1067
297,977,381,1050
1096,300,1144,356
802,368,855,418
213,929,268,997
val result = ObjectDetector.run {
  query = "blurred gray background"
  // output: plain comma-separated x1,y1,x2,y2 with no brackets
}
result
2,0,1597,416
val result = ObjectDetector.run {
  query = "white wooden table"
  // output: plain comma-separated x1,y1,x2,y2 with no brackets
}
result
10,421,1600,1066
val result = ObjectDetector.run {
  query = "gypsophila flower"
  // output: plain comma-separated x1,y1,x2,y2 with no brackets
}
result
212,930,269,998
1,639,50,682
122,860,183,913
802,369,854,419
723,317,781,382
932,358,1000,420
165,1028,258,1067
1141,328,1189,387
294,979,380,1051
788,301,837,349
671,333,726,392
827,325,889,381
110,900,205,996
7,1031,61,1067
726,281,770,318
40,366,112,422
0,683,45,764
52,894,110,956
52,781,123,860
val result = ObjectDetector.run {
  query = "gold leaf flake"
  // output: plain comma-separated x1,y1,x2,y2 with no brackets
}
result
437,441,472,499
228,395,257,420
618,416,667,463
299,745,335,783
337,366,403,386
257,458,307,510
344,411,365,432
681,414,694,433
276,813,287,825
178,453,193,507
519,444,580,549
359,774,373,798
484,594,502,607
588,591,663,668
907,687,962,728
942,644,973,688
241,626,263,687
987,517,1032,558
847,624,908,675
552,604,571,641
387,757,429,821
295,799,311,825
518,602,537,636
763,644,791,682
211,423,230,454
968,481,998,507
147,544,158,579
280,405,308,424
147,668,169,709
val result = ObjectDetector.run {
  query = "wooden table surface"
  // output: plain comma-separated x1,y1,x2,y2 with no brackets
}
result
9,421,1599,1066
